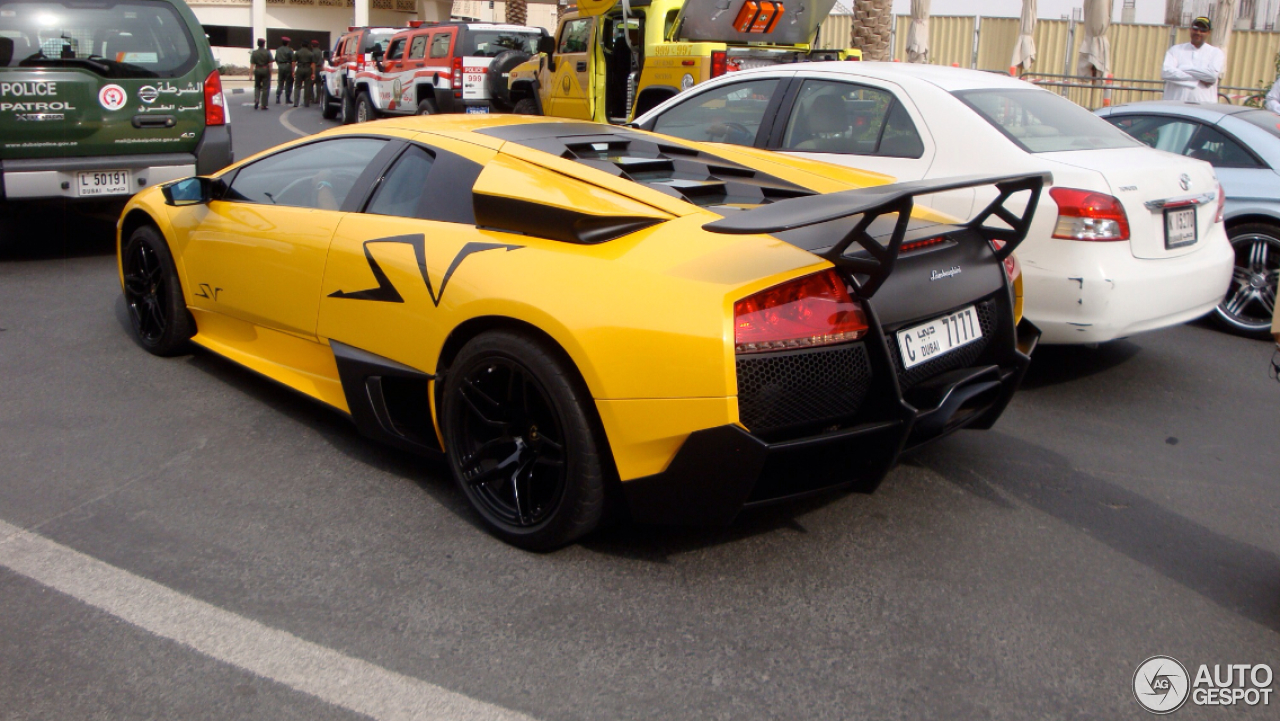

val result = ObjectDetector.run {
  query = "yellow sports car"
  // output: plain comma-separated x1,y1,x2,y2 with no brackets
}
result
118,115,1043,549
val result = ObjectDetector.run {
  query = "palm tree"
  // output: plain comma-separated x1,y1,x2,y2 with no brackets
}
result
852,0,893,61
506,0,528,26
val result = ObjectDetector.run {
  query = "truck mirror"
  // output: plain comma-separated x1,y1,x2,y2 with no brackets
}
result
537,36,555,56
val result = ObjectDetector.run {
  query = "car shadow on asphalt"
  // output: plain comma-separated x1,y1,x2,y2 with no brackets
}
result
1019,340,1142,390
910,433,1280,635
0,207,117,261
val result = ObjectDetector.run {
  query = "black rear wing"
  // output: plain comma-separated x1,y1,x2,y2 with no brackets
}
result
702,172,1051,297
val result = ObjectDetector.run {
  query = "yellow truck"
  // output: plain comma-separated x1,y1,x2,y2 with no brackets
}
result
504,0,857,123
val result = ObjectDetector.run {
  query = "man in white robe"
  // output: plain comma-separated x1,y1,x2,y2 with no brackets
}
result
1161,16,1225,103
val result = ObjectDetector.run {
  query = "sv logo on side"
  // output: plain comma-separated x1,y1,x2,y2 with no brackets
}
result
195,283,222,301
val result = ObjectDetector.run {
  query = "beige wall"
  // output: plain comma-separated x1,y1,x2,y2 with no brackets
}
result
816,15,1280,107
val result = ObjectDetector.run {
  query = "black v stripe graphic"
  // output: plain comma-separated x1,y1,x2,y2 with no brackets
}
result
329,234,521,306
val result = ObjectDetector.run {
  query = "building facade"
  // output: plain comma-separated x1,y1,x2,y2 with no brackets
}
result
190,0,560,68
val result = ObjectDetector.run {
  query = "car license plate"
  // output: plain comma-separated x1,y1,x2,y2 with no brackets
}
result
896,305,983,370
1164,206,1197,249
77,170,130,197
465,106,489,114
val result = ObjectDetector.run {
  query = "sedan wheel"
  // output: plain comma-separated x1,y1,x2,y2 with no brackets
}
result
1215,223,1280,338
442,331,605,550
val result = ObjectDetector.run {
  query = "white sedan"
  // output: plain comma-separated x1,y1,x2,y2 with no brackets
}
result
633,63,1234,345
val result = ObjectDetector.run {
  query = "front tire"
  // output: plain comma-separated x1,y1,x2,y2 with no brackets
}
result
321,82,339,119
1214,223,1279,338
340,85,356,124
512,97,540,116
121,225,194,356
441,331,606,551
355,91,376,124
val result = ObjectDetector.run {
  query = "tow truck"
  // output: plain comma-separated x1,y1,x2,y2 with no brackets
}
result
505,0,857,123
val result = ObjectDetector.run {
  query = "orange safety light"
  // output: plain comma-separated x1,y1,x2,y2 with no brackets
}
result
734,1,761,33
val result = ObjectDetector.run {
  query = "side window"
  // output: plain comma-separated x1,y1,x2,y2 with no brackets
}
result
1186,125,1262,169
408,34,428,60
429,32,451,58
386,38,405,61
225,138,388,210
781,80,923,158
1105,115,1199,155
651,78,780,144
366,146,435,218
558,19,592,54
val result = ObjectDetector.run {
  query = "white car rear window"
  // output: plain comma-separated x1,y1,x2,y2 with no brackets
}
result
954,88,1139,153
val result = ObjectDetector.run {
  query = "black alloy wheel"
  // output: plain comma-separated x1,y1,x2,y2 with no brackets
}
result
121,225,193,356
1215,223,1280,338
442,332,605,550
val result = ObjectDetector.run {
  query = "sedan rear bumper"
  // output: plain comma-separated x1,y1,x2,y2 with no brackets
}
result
1023,228,1234,344
621,317,1040,526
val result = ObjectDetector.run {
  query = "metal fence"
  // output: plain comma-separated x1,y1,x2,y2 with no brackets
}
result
815,15,1280,107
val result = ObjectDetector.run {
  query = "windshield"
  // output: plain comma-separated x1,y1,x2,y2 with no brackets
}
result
1235,109,1280,140
461,30,542,56
0,0,197,78
362,30,397,54
953,88,1140,153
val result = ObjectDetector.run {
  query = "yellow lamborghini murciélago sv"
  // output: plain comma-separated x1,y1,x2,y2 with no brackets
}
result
118,115,1044,550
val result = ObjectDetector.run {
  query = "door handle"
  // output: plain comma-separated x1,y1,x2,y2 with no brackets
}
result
576,61,587,72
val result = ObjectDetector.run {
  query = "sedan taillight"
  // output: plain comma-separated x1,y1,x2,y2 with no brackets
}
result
204,70,226,126
734,269,868,354
1214,182,1225,223
1049,187,1129,241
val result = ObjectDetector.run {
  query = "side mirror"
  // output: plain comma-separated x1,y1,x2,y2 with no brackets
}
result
162,177,211,206
371,43,384,60
323,50,331,62
537,36,555,56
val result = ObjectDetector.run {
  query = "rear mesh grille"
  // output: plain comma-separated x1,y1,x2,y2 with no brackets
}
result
736,343,872,433
891,299,998,390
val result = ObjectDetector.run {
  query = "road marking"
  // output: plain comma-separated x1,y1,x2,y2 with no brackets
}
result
280,106,310,137
0,519,537,721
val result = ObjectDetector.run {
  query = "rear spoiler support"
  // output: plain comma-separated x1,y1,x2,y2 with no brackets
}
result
702,172,1050,297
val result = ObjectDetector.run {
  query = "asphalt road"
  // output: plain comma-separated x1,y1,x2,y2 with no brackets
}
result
1,102,1278,720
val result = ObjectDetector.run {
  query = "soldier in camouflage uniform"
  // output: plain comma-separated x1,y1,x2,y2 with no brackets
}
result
274,37,295,105
293,40,314,107
250,38,272,110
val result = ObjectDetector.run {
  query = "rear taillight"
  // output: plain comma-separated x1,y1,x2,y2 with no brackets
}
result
990,240,1020,283
204,70,225,126
1049,187,1129,241
452,56,463,98
1214,182,1225,223
711,50,727,78
734,269,868,354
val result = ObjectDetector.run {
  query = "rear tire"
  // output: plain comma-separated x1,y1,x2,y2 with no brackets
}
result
121,225,194,356
416,98,436,116
355,91,376,124
1213,223,1280,338
512,97,540,116
441,331,606,551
